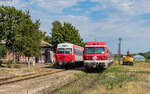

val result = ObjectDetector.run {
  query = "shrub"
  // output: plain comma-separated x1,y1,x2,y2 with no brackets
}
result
7,61,13,68
12,64,21,68
22,62,28,64
0,60,2,66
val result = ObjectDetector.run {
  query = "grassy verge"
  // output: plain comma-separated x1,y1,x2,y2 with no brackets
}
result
53,72,99,94
52,62,150,94
94,65,138,90
83,62,150,94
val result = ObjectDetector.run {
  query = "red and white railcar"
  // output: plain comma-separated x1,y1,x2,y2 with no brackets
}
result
56,43,84,67
84,41,113,69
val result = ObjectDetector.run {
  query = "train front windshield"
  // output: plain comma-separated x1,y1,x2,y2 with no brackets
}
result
57,48,72,54
86,47,105,54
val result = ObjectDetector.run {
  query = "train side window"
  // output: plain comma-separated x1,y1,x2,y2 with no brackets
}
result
74,48,83,56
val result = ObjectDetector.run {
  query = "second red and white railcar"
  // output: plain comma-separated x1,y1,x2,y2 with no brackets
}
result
56,43,84,67
84,41,113,69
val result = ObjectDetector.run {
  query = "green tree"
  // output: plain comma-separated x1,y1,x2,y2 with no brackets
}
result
0,6,25,62
19,17,42,67
51,21,84,51
0,6,42,65
0,45,7,59
62,22,84,47
51,21,63,51
139,52,150,60
40,32,51,43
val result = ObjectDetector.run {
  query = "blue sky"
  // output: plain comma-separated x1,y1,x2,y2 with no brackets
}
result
1,0,150,54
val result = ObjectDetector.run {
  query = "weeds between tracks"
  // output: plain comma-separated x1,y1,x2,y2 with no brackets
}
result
0,69,66,86
46,68,104,94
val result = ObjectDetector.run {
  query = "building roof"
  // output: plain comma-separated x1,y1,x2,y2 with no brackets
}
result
134,55,145,58
134,55,145,61
41,40,53,47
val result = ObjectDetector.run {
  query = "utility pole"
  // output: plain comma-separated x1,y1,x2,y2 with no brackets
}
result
118,38,122,64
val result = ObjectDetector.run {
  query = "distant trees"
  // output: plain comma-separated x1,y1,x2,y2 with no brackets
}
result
51,21,84,51
0,6,43,64
139,52,150,60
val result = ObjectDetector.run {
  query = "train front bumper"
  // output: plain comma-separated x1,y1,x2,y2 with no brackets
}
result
56,61,74,66
84,60,112,68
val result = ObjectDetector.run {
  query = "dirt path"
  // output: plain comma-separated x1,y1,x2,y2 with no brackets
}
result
0,69,81,94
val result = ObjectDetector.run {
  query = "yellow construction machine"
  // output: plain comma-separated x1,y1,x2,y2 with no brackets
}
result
123,51,134,65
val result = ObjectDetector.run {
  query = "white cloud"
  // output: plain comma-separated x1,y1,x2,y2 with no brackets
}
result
90,0,150,15
30,0,86,13
91,4,106,11
0,0,29,9
1,0,150,53
37,13,150,40
38,14,150,53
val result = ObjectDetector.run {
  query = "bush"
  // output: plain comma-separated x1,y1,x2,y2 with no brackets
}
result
12,64,21,68
7,61,13,68
6,61,22,68
0,60,2,66
22,62,28,64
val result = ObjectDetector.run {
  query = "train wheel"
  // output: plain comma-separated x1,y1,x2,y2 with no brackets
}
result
84,67,90,72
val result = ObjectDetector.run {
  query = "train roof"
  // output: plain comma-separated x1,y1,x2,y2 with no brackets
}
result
85,41,107,45
57,42,83,49
57,43,73,48
58,42,73,46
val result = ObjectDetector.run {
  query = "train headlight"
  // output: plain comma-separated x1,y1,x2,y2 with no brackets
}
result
93,56,97,60
69,56,72,59
101,56,105,60
85,56,89,60
57,56,60,58
69,56,72,61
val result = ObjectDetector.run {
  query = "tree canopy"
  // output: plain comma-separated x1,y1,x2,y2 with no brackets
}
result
0,45,7,59
40,32,51,43
51,21,84,51
138,52,150,60
0,6,44,61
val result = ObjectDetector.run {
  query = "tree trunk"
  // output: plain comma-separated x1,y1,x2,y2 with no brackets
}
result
32,57,35,66
12,48,16,63
28,57,30,68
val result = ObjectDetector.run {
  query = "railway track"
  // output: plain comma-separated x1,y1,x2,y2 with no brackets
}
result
48,68,104,94
78,68,111,94
0,68,66,86
78,71,103,94
49,73,86,94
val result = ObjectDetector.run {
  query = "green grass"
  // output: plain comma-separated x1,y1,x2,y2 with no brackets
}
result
50,62,150,94
103,66,129,73
146,59,150,62
95,72,138,90
74,72,87,79
93,64,139,90
135,59,150,63
0,68,9,74
45,63,55,66
54,64,142,94
136,70,150,74
55,72,99,94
